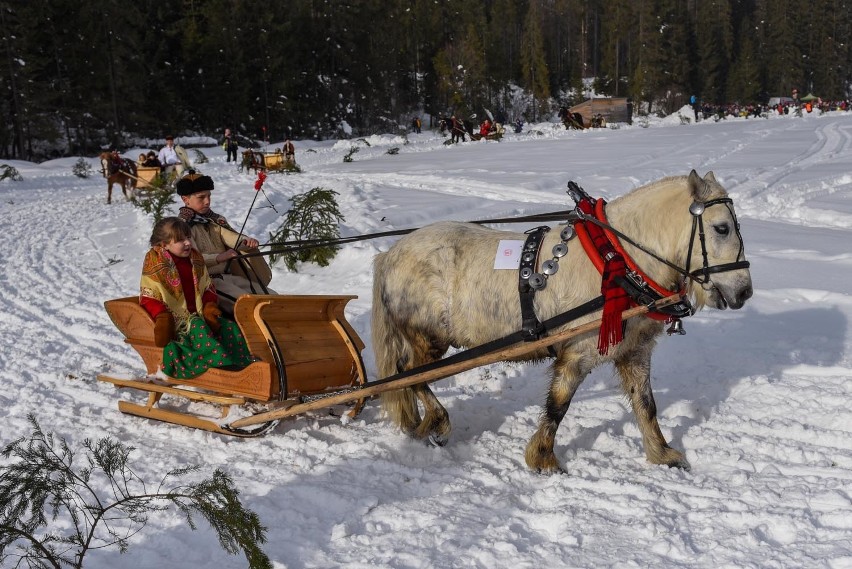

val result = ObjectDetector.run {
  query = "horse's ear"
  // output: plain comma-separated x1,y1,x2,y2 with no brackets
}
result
688,169,712,201
703,171,717,184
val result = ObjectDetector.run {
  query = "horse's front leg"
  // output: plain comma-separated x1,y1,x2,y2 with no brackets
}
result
106,182,113,204
614,337,690,470
526,349,592,474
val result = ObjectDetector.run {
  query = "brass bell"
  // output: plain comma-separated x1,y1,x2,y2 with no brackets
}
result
666,319,686,336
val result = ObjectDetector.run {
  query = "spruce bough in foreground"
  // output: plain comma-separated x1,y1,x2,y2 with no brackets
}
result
0,415,271,569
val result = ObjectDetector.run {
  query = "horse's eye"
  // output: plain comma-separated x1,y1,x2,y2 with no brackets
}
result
714,223,730,236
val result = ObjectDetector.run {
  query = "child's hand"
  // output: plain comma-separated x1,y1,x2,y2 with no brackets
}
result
203,302,222,334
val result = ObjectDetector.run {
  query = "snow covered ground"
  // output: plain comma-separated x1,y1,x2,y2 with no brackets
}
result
1,108,851,568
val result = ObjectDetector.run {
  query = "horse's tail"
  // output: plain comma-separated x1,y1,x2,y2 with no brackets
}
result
372,251,421,433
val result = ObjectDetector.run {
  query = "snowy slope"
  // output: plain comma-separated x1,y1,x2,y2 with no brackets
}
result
1,109,851,568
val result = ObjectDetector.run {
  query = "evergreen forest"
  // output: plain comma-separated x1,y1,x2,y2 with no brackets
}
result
1,0,850,160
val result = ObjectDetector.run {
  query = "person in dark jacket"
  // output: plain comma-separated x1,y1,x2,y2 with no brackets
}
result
222,128,238,162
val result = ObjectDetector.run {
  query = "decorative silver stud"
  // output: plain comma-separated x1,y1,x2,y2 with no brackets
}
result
528,273,547,290
689,202,705,216
542,260,559,275
552,242,568,258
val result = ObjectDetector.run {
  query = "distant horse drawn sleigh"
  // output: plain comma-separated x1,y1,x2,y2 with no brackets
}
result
100,146,192,203
99,171,752,472
240,149,297,174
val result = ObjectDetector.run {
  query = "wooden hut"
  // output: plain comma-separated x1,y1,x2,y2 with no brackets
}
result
570,97,632,125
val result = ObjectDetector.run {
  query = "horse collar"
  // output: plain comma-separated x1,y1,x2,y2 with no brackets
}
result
567,182,694,324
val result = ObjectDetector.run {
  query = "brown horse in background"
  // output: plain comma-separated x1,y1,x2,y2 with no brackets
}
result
99,151,138,204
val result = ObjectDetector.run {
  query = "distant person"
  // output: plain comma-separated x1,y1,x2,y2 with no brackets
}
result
450,115,466,143
142,150,162,168
513,118,523,133
690,94,699,122
412,117,422,133
479,118,492,137
157,135,185,177
139,216,252,379
222,128,238,163
283,139,295,162
176,171,274,314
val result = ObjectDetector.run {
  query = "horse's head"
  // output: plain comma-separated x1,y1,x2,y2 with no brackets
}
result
685,170,753,310
99,152,112,175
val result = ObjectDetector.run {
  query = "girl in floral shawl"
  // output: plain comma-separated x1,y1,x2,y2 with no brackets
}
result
139,217,252,379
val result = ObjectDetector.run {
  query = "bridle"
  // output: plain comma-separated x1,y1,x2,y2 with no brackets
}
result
564,181,750,320
684,197,750,285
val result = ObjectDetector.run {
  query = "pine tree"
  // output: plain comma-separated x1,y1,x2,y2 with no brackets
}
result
521,0,551,120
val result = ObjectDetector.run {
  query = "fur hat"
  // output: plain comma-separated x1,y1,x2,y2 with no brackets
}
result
175,170,214,196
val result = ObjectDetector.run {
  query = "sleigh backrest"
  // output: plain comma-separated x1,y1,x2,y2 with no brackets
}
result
232,295,366,396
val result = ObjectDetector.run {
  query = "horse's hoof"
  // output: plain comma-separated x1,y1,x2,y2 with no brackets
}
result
667,457,692,471
653,447,691,471
525,452,564,475
427,433,448,447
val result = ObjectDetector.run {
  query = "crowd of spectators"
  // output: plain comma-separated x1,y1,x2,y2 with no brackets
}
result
696,99,850,122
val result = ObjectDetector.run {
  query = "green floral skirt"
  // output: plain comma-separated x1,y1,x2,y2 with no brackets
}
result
161,315,253,379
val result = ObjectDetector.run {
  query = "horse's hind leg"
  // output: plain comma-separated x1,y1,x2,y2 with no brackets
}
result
614,335,690,470
379,336,451,445
526,349,592,473
412,383,451,446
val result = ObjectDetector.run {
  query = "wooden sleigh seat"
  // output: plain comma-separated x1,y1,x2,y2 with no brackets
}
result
135,166,161,189
98,295,367,436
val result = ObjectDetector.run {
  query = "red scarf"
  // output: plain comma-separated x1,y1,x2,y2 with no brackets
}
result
575,198,630,355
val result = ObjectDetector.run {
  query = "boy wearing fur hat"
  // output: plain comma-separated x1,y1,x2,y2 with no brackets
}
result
176,171,274,314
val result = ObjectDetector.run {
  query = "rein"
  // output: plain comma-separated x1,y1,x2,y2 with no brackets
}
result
234,210,576,260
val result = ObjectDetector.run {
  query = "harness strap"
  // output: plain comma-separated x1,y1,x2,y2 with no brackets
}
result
594,199,689,322
518,226,550,340
372,295,607,388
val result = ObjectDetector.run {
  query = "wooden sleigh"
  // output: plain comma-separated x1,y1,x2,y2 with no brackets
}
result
97,295,367,437
135,166,162,189
240,150,296,174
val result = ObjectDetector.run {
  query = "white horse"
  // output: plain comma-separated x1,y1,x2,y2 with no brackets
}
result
372,171,753,473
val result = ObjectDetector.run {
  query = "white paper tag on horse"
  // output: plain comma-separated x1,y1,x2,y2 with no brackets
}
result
494,240,525,269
